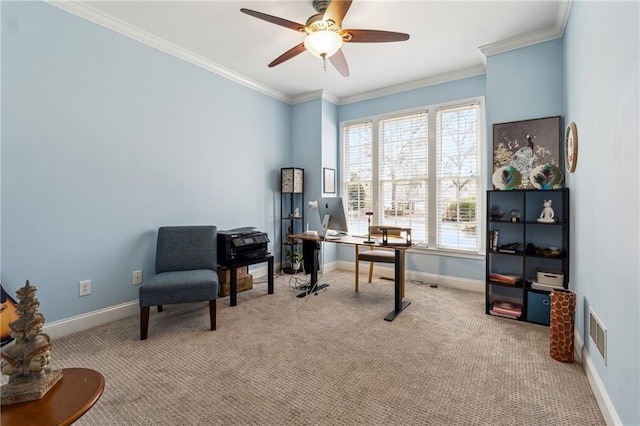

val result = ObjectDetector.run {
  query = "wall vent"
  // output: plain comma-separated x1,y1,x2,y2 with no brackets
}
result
589,309,607,365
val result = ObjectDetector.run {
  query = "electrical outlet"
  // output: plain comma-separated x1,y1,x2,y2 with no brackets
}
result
133,270,143,285
79,280,91,296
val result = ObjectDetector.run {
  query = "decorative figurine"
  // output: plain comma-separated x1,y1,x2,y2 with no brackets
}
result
490,205,505,220
537,199,555,223
1,281,63,405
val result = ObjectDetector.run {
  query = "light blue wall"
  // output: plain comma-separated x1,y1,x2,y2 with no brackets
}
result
563,2,639,424
1,2,290,322
292,99,323,204
322,98,339,185
485,38,564,187
289,98,340,261
0,0,3,280
339,75,485,122
486,39,564,125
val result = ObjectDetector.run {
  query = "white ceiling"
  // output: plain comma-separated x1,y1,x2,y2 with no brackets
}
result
52,1,570,104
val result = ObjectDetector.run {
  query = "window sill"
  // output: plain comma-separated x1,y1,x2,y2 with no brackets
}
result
408,244,485,260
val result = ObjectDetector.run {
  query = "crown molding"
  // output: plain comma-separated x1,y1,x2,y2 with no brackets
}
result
337,65,486,106
555,0,573,37
45,0,573,107
45,0,291,104
479,0,572,58
288,89,340,106
479,26,562,58
289,90,322,105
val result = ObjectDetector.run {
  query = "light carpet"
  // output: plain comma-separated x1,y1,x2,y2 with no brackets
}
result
51,269,604,425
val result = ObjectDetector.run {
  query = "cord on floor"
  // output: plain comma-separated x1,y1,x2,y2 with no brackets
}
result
410,279,438,288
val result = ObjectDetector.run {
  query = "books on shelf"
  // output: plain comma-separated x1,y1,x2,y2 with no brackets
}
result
488,230,499,251
530,280,563,291
490,300,522,318
489,272,522,285
488,231,521,254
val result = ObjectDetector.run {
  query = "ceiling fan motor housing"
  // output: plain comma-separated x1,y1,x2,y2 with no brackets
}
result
312,0,331,14
306,14,339,33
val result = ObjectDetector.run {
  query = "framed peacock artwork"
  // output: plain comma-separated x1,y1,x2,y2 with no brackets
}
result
492,116,563,190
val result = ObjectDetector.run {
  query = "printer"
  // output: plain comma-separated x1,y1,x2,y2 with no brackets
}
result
217,227,269,264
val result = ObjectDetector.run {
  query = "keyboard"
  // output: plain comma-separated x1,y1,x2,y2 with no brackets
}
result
327,231,348,236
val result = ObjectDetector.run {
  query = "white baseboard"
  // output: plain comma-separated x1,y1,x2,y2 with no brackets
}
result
44,300,139,340
578,334,622,425
337,260,484,293
574,329,584,364
44,266,273,339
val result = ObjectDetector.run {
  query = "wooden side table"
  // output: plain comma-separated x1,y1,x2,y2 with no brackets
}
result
1,367,105,426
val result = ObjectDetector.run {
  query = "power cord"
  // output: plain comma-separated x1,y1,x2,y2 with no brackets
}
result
410,279,438,288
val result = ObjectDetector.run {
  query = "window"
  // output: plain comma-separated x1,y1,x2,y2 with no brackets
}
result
342,98,483,253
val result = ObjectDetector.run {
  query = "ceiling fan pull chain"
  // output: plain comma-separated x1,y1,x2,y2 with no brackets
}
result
322,54,327,71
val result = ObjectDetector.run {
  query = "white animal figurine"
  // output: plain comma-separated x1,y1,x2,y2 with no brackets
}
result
537,199,555,223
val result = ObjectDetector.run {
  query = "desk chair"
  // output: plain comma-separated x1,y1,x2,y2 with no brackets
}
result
139,226,219,340
355,227,406,296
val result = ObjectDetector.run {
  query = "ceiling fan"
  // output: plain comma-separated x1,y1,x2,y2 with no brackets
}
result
240,0,410,77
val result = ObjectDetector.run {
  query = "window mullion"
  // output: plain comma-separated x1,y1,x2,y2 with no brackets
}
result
371,118,380,224
427,107,438,248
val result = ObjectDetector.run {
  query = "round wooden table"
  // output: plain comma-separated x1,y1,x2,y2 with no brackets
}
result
1,367,105,426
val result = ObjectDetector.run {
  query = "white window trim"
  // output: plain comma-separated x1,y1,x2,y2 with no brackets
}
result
340,96,487,259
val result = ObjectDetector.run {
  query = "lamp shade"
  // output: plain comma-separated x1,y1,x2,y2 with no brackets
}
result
304,30,343,58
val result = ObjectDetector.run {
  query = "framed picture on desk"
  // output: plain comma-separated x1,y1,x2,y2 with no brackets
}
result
323,168,335,194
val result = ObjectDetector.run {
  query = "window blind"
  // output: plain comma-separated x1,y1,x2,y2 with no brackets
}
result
378,112,428,241
342,98,483,252
343,121,373,236
435,103,481,251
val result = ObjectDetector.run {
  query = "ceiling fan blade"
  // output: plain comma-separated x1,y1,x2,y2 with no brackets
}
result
240,8,305,32
329,49,350,77
343,29,410,43
323,0,352,27
268,43,307,68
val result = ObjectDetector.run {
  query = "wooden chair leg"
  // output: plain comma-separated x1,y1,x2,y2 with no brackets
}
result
368,262,374,283
209,300,216,330
140,306,150,340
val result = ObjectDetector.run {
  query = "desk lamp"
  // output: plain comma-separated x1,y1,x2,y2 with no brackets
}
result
305,201,319,235
364,211,375,244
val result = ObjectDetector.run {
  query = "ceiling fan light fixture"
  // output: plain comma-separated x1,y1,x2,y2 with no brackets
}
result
304,30,343,58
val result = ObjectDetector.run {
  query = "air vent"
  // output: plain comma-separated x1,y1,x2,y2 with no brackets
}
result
589,309,607,365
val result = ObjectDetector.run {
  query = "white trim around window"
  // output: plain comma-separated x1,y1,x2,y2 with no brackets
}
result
340,96,486,258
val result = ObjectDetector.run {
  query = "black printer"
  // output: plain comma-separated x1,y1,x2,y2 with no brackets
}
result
217,227,269,264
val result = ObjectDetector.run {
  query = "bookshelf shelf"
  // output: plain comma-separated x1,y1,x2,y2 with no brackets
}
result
486,188,570,325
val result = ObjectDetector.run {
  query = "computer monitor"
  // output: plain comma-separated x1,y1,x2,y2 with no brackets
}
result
318,197,349,236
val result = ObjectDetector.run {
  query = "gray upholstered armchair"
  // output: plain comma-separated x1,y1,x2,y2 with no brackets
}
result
139,226,219,340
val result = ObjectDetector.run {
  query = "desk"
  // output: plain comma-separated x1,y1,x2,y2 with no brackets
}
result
291,234,411,321
220,254,274,306
1,367,105,426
